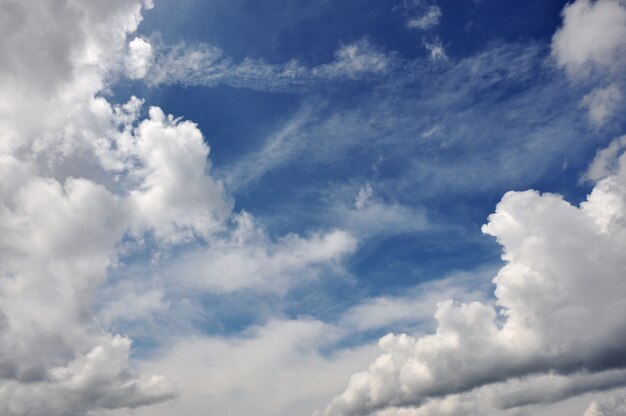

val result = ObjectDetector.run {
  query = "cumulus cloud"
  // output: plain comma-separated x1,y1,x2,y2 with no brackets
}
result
552,0,626,76
0,0,191,413
552,0,626,129
125,106,232,244
317,134,626,415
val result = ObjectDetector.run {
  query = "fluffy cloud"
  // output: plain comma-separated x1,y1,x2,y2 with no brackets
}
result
126,106,232,244
317,134,626,415
581,84,624,126
552,0,626,76
125,37,154,79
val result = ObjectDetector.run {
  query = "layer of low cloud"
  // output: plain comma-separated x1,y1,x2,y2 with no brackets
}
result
91,268,494,416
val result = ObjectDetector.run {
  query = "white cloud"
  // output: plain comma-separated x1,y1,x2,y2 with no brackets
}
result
220,105,315,189
581,84,624,126
317,41,390,77
92,319,381,416
317,135,626,415
89,270,495,416
0,0,236,413
407,6,442,30
552,0,626,77
582,135,626,183
343,195,428,239
161,211,358,293
125,106,232,245
355,183,374,209
126,37,153,79
338,271,493,334
147,39,391,90
423,39,448,61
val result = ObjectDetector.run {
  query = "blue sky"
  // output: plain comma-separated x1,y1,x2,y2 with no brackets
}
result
2,0,626,415
115,0,611,330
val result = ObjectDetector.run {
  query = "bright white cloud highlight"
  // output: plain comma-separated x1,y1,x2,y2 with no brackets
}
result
126,37,153,79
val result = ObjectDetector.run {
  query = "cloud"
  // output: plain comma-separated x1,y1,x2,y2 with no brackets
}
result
423,38,447,61
88,268,495,416
91,319,381,416
316,134,626,415
584,389,626,415
125,37,153,79
0,14,365,410
583,135,626,183
355,183,374,209
552,0,626,77
0,0,240,413
337,184,428,239
146,38,392,91
125,106,232,245
581,84,624,126
218,42,584,203
374,370,626,416
407,6,442,30
158,211,357,294
337,270,494,334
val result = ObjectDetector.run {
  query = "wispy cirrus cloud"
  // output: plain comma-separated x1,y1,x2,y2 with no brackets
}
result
407,6,442,30
144,38,393,91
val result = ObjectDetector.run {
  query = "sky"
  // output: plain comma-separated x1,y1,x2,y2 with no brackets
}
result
1,0,626,415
